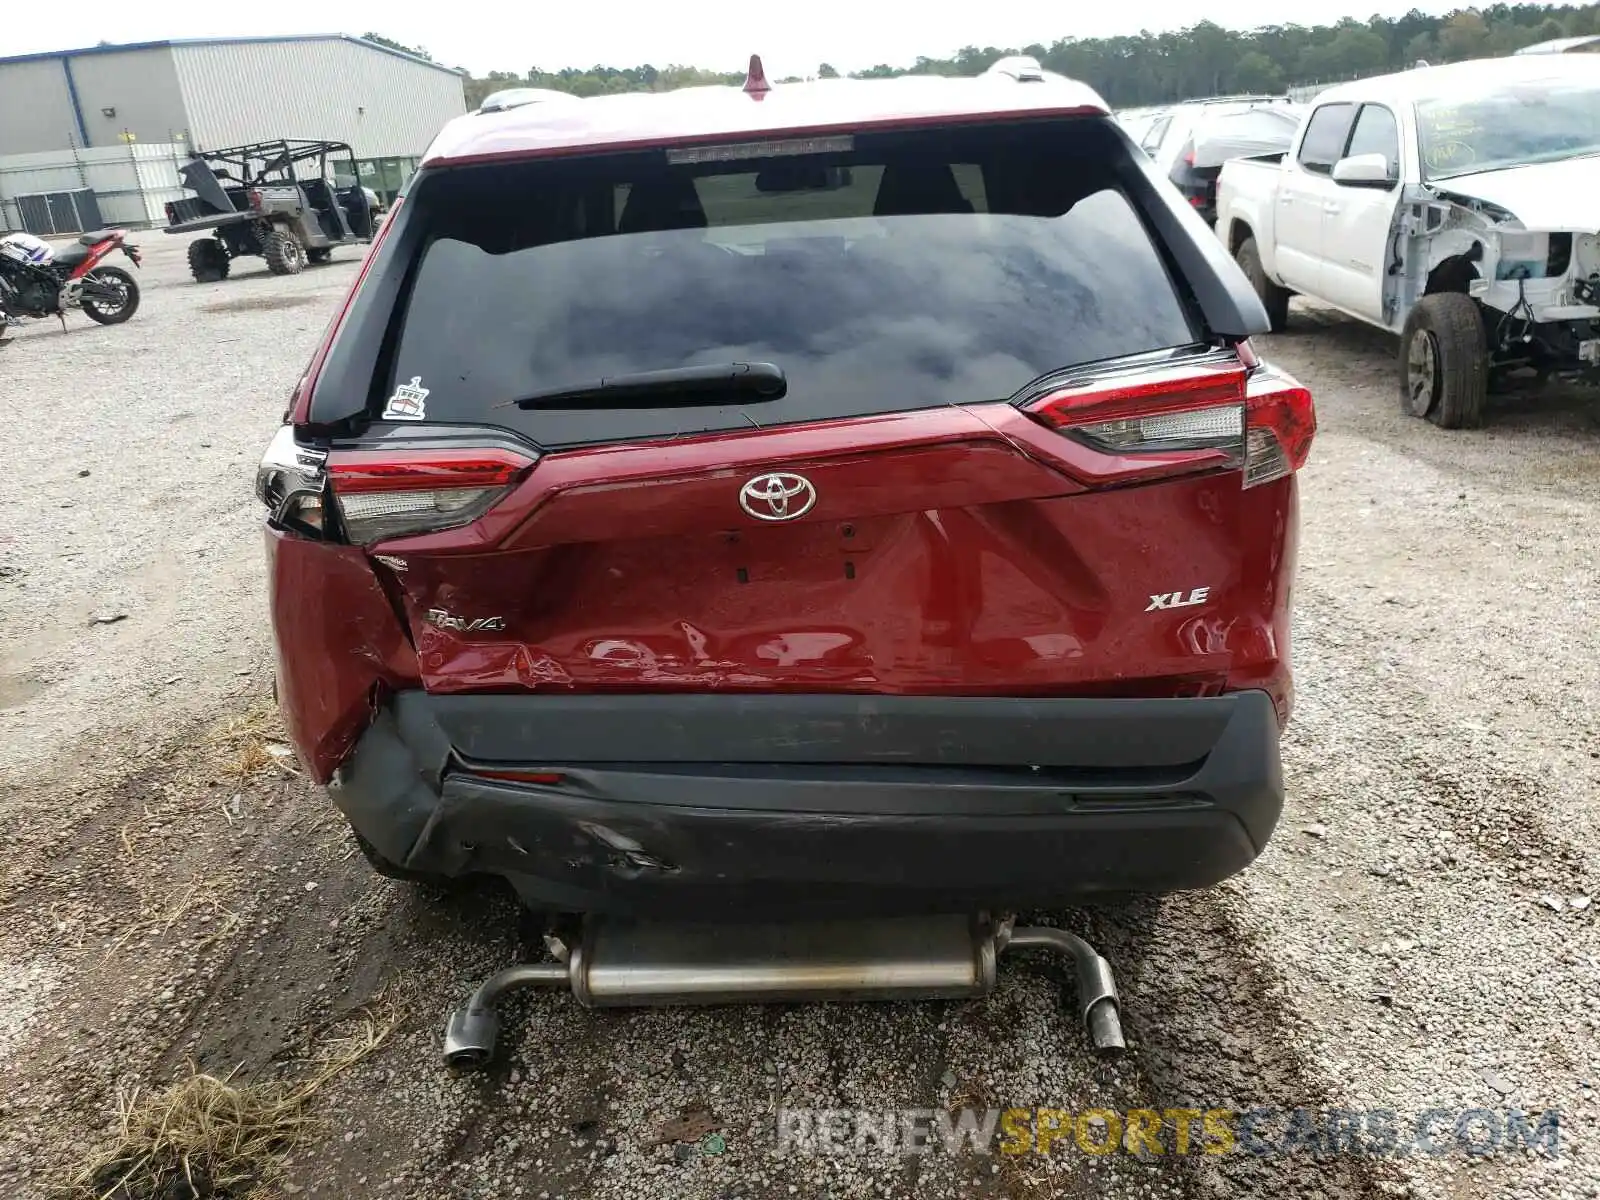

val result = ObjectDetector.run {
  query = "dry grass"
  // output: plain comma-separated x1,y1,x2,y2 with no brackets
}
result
70,1072,310,1200
100,875,242,965
206,705,298,783
62,990,400,1200
95,703,288,957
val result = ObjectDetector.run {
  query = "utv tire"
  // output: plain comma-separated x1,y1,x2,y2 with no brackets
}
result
80,267,141,325
352,829,465,891
187,238,229,283
1400,293,1486,429
307,247,333,265
1235,236,1290,333
262,230,307,276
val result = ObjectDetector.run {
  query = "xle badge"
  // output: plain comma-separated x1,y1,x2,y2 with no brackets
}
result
1146,587,1211,612
383,376,429,421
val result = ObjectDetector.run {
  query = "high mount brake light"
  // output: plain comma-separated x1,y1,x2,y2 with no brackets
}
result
325,447,534,544
666,135,853,164
1027,355,1314,489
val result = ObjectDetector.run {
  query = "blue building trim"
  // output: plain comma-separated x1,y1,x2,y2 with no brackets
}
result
60,55,91,147
0,35,465,78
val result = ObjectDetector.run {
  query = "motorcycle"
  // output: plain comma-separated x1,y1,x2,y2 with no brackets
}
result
0,229,143,334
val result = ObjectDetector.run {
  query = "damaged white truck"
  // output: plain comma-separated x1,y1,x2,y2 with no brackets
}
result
1217,55,1600,428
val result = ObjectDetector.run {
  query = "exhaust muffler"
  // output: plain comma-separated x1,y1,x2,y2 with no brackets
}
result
443,914,1123,1070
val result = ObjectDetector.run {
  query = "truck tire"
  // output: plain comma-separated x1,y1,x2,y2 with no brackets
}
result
1400,293,1486,429
262,230,306,276
187,238,229,283
306,247,333,264
1235,236,1290,333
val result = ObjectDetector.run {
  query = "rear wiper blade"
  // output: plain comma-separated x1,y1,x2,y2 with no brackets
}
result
512,362,787,409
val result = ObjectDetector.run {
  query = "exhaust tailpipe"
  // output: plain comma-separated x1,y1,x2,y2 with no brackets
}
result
443,962,566,1070
443,914,1122,1070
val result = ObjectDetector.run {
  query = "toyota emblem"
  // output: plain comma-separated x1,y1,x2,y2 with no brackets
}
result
739,472,817,522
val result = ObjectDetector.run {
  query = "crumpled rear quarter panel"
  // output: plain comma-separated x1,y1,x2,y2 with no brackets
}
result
266,528,420,781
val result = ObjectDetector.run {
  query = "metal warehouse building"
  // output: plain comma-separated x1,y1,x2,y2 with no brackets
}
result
0,35,466,233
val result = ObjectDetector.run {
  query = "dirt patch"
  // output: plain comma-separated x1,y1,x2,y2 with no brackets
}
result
202,295,320,315
0,673,44,710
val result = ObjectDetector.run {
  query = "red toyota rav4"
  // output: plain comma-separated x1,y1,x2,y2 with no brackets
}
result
257,62,1312,1058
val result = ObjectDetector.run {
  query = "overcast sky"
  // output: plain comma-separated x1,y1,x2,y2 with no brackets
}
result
10,0,1465,79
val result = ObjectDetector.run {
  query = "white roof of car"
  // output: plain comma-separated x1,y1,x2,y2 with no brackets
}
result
1315,53,1597,106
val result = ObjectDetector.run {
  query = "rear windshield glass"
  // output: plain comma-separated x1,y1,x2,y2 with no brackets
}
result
379,120,1198,447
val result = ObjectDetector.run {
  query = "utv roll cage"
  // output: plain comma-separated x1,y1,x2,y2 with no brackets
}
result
165,138,378,280
175,139,360,214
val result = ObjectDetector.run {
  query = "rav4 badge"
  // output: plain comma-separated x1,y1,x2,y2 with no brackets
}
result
425,608,506,633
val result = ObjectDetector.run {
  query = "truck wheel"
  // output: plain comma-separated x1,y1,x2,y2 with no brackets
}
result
1235,237,1290,333
351,828,465,891
262,230,306,276
187,238,229,283
1400,293,1486,429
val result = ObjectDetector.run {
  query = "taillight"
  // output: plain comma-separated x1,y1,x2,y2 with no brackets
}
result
247,189,263,212
1026,352,1314,489
256,424,329,534
326,447,532,544
1030,360,1247,461
1242,370,1316,488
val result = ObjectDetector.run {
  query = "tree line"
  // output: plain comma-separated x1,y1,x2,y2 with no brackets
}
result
366,4,1600,111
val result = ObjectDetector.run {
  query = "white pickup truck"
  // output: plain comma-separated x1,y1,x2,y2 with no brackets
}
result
1216,54,1600,429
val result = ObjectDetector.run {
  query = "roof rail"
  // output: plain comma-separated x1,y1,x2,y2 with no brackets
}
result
985,55,1046,83
477,87,578,114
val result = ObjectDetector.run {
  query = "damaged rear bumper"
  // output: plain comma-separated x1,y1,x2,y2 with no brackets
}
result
329,690,1284,917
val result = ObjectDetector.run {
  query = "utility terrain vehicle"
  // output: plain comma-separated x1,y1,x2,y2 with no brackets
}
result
164,139,376,280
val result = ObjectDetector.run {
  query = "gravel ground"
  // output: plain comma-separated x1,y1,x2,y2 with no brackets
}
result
0,235,358,779
1,234,1598,1200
